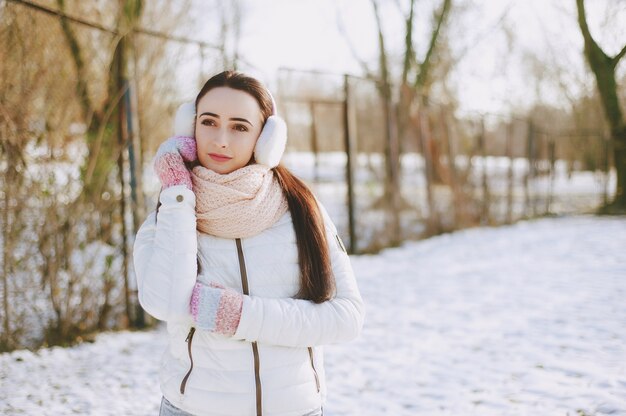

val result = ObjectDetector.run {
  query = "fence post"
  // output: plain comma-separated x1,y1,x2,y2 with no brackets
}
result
479,118,489,224
128,34,146,230
1,167,12,350
439,107,463,228
546,137,556,214
505,122,514,224
382,86,401,245
342,74,357,253
418,103,438,233
111,35,133,329
524,120,535,217
603,134,611,206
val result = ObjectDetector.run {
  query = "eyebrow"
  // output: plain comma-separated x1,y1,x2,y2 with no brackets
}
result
199,112,254,126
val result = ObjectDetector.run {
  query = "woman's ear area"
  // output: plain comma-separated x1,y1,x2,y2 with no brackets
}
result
174,102,196,137
254,115,287,168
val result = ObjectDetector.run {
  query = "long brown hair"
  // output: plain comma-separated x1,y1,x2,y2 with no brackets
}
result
196,71,335,303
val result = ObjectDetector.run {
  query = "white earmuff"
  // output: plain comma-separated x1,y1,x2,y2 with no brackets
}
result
253,114,287,168
173,89,287,169
173,101,196,138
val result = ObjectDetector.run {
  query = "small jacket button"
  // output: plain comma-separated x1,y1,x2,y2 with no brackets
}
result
176,195,184,202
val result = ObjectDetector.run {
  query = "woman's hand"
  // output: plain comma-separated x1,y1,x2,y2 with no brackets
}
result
154,136,197,190
190,281,243,336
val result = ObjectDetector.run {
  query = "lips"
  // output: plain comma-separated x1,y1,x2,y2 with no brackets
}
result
208,153,232,162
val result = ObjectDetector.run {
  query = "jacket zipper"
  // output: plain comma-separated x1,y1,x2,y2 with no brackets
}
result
179,327,196,394
308,347,321,393
236,238,263,416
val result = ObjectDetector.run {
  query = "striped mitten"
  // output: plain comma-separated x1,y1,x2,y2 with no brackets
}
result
190,282,243,336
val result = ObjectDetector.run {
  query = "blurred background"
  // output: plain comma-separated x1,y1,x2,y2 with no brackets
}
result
0,0,624,351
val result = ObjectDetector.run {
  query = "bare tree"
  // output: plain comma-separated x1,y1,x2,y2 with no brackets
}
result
219,0,244,70
0,0,209,350
339,0,453,242
373,0,452,237
404,0,452,234
369,0,402,245
576,0,626,212
56,0,143,328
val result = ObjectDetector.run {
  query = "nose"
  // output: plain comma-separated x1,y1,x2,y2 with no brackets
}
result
213,127,228,148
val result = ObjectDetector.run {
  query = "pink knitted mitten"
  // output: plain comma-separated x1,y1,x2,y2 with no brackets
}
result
190,282,243,336
154,136,197,190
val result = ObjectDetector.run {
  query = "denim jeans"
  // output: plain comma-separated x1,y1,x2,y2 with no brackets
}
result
159,397,194,416
159,397,323,416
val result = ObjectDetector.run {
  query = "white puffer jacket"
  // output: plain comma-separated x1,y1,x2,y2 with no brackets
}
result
133,185,365,416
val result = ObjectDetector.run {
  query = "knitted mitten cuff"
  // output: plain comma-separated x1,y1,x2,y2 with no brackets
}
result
154,136,197,190
190,282,243,336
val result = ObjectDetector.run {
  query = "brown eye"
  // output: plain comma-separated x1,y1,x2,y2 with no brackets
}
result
234,124,248,132
201,119,216,126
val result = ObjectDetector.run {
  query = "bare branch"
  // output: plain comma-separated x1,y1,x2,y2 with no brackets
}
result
56,0,95,123
614,44,626,67
392,0,406,17
576,0,625,151
371,0,390,94
334,2,374,78
575,0,592,43
414,0,451,90
451,3,513,67
401,0,416,86
575,0,610,64
232,0,243,70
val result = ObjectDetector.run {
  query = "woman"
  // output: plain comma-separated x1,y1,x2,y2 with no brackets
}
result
133,71,365,416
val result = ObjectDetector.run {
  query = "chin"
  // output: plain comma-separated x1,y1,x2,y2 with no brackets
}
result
199,159,238,175
208,165,233,174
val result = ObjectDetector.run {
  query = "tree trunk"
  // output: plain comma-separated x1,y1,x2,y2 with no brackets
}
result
371,0,401,246
369,0,453,239
414,105,440,234
612,127,626,210
576,0,626,210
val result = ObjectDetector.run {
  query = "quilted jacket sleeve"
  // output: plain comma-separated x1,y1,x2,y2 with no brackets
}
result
132,185,197,323
233,203,365,347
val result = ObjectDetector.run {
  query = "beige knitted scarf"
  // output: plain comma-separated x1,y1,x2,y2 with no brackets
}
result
191,164,288,239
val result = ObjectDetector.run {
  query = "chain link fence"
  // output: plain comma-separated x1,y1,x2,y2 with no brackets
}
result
277,69,614,253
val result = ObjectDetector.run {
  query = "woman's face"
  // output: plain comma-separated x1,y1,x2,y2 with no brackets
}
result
195,87,264,174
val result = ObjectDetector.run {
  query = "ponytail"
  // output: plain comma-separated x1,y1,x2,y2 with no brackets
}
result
273,166,335,303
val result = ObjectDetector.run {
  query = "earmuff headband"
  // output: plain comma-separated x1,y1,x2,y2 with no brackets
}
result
173,85,287,169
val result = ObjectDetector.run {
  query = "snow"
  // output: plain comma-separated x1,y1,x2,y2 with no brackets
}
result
1,215,625,415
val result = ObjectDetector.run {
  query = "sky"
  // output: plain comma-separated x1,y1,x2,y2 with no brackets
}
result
179,0,625,117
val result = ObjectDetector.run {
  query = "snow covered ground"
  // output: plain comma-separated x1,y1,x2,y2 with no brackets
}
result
1,215,625,415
